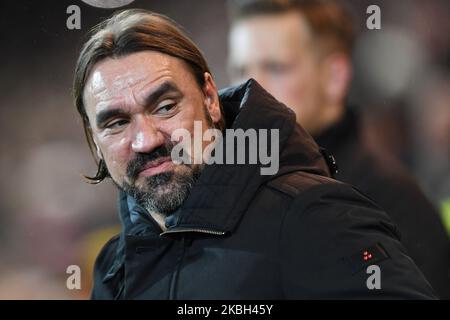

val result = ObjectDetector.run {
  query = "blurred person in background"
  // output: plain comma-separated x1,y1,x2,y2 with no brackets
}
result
227,0,450,297
408,65,450,234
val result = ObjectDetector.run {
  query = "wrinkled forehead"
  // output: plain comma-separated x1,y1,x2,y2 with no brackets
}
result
83,51,196,106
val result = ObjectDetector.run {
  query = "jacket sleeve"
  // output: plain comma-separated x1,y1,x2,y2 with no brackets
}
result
279,182,437,299
91,234,123,300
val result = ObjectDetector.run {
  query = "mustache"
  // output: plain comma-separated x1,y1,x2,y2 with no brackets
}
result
126,143,174,182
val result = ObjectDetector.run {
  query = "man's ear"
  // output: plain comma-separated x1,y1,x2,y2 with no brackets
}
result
322,53,352,105
92,136,103,160
88,126,103,160
202,72,221,124
95,143,102,160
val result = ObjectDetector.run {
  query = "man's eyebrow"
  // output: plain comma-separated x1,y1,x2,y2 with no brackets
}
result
95,81,182,128
96,108,126,128
142,80,183,106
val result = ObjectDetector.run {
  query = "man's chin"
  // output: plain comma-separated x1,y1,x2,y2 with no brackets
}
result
134,170,174,191
132,172,182,202
117,164,201,216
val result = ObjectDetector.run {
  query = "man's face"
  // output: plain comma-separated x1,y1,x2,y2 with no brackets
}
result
83,51,220,216
228,12,327,134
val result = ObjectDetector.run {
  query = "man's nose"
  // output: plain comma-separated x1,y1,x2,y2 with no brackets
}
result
131,117,164,154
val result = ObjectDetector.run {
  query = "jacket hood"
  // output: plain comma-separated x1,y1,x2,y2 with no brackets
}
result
117,79,330,236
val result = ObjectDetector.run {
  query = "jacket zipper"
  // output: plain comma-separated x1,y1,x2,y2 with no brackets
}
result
160,228,226,236
168,236,186,300
163,228,226,299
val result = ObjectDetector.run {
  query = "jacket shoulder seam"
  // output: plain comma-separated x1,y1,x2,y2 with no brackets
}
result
266,171,340,198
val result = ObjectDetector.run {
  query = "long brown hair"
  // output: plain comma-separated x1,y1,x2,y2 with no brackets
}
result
73,9,223,183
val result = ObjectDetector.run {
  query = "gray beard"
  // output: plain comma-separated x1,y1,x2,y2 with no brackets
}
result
121,165,202,218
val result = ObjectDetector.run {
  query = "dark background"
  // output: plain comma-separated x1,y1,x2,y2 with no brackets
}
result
0,0,449,298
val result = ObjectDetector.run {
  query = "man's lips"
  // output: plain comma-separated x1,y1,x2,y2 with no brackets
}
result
138,156,174,177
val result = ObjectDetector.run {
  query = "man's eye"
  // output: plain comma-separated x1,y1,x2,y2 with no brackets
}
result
269,65,287,74
154,103,177,115
264,62,289,75
105,119,128,129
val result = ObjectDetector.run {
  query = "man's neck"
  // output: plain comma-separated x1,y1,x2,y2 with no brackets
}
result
149,211,167,232
310,103,346,137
